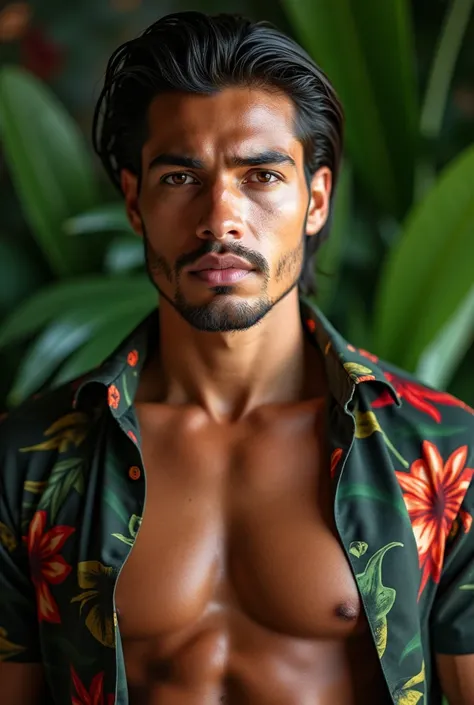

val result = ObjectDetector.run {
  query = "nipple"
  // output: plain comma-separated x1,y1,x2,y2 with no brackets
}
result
335,601,359,621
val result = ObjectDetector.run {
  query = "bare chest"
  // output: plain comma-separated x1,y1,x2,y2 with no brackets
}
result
115,401,363,642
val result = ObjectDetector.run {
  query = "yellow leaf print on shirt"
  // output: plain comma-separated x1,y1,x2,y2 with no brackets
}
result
112,513,142,547
0,522,17,552
20,413,89,453
355,411,409,468
356,542,403,658
23,481,48,494
0,627,25,661
354,411,382,438
71,561,115,648
349,541,368,558
344,362,373,381
394,661,425,704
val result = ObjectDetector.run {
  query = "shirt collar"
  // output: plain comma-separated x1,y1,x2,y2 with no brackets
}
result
299,296,401,409
74,297,401,416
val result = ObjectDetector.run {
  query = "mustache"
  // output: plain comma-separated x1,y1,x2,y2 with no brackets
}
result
176,242,267,274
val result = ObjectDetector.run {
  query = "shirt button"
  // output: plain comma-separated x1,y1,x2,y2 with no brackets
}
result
128,466,141,481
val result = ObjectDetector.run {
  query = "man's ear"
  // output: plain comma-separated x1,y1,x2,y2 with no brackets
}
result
120,168,143,237
305,166,332,236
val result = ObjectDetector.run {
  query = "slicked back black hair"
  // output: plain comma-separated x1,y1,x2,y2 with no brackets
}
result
92,11,344,297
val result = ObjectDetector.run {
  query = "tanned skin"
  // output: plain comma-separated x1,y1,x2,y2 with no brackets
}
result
2,86,472,704
117,86,388,704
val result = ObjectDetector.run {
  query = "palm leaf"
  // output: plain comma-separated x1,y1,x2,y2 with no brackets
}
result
0,67,100,276
281,0,418,217
373,144,474,370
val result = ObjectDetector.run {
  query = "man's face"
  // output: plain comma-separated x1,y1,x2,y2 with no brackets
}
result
121,86,331,332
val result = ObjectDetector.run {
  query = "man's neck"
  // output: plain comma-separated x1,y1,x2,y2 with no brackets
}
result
135,291,328,424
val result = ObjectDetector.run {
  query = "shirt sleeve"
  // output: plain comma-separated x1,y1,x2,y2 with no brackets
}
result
0,415,41,663
431,442,474,655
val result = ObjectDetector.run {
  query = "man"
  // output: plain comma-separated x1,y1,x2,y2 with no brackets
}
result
0,10,473,705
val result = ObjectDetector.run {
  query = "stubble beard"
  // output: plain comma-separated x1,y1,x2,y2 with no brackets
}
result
142,226,306,334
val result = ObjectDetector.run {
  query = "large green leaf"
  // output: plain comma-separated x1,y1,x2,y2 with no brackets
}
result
104,236,144,273
7,293,156,406
53,306,151,385
0,275,152,347
316,162,352,313
373,144,474,370
0,66,100,276
416,0,474,199
0,235,47,317
420,0,474,142
345,293,374,353
415,285,474,390
281,0,418,217
63,203,132,237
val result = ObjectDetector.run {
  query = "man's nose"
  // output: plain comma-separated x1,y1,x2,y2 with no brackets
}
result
195,183,245,241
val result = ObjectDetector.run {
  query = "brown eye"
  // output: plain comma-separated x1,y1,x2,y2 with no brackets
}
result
246,171,279,184
162,173,195,186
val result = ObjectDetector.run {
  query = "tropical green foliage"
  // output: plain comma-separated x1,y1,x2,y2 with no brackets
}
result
0,0,473,412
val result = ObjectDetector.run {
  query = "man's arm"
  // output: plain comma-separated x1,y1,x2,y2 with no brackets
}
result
436,654,474,705
0,663,47,705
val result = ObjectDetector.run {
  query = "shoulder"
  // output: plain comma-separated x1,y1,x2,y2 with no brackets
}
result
358,350,474,476
374,354,473,427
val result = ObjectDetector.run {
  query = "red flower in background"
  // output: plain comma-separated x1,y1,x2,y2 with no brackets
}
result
395,441,473,599
71,666,115,705
372,371,474,422
20,26,64,81
25,511,74,623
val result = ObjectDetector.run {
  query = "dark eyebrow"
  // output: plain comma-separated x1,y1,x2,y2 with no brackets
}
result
229,150,296,168
148,154,204,171
148,150,296,172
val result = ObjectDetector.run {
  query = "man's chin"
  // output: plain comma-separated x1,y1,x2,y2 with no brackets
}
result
153,276,299,333
173,298,272,333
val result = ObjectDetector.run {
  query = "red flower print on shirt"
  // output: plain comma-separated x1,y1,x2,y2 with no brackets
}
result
330,448,343,479
25,511,74,623
127,350,139,367
372,372,474,422
127,430,137,444
358,349,380,364
108,385,120,410
71,666,115,705
395,441,474,599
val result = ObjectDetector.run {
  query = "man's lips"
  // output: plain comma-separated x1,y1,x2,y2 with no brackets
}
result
191,267,253,285
189,253,254,271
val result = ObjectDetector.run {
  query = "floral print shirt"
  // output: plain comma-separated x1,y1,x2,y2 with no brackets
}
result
0,298,473,705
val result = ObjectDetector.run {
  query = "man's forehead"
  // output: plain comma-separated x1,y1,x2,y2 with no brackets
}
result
147,85,294,114
144,90,300,162
146,88,296,134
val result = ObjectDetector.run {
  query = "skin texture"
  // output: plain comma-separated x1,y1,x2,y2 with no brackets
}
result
116,86,390,704
123,86,333,422
435,653,474,705
2,86,472,704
